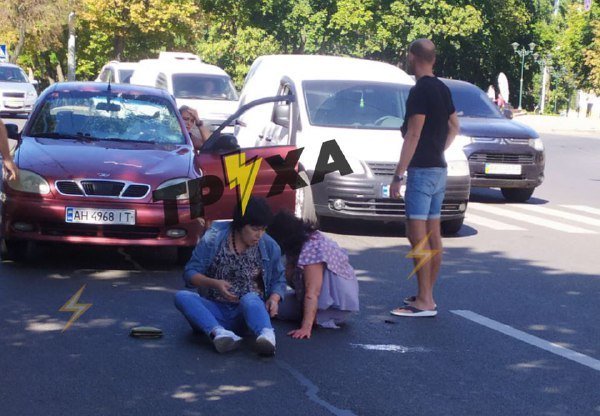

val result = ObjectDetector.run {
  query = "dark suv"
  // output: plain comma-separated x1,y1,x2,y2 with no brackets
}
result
442,79,545,202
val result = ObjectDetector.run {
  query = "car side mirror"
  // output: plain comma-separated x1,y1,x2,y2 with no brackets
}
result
273,104,290,128
4,124,20,140
503,109,513,119
200,133,240,154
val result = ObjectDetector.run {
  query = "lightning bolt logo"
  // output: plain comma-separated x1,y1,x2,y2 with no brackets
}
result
406,232,442,279
224,152,263,215
59,285,92,332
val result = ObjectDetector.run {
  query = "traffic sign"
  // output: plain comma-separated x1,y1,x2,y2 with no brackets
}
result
0,44,7,62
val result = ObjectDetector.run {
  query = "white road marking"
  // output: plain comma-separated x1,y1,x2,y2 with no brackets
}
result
452,310,600,372
511,204,600,227
350,343,431,353
465,213,526,231
276,360,356,416
561,205,600,217
469,203,596,234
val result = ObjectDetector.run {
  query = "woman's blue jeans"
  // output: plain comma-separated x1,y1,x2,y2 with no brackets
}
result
174,290,273,336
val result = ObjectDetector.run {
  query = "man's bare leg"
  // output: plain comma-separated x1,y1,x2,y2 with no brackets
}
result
426,218,443,288
405,219,436,311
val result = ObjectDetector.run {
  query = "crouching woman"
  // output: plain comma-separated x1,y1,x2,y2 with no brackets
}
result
174,197,286,355
268,211,359,339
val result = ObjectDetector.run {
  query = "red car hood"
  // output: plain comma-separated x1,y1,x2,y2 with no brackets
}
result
16,137,194,185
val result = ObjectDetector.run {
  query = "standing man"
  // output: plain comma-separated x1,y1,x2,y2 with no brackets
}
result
390,39,459,317
0,120,19,181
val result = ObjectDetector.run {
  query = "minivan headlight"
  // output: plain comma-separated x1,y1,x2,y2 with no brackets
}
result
27,91,37,98
7,170,50,194
156,178,190,200
529,138,544,151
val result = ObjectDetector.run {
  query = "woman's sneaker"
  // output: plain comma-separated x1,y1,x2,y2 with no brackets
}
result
211,327,242,353
255,328,276,356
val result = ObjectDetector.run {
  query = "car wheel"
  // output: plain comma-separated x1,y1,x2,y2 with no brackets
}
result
176,247,194,265
501,188,535,202
0,239,28,262
294,171,317,223
441,218,464,235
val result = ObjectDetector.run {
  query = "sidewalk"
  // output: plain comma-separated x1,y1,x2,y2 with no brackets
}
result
516,114,600,136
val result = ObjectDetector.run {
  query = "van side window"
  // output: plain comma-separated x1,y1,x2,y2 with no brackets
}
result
99,69,109,82
156,73,168,90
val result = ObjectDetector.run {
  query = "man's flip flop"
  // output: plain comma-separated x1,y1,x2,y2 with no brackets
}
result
403,296,437,308
390,306,437,317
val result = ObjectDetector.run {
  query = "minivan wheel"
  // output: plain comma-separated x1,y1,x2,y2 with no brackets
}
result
0,239,28,262
441,218,464,235
501,187,535,202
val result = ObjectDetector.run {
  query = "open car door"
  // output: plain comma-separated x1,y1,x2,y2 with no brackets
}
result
194,145,297,222
194,95,298,222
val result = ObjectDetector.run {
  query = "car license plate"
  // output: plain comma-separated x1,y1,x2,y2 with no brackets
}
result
65,207,135,225
382,184,406,198
484,163,522,175
4,100,24,109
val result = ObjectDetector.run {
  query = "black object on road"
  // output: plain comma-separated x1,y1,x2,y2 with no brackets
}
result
130,326,163,339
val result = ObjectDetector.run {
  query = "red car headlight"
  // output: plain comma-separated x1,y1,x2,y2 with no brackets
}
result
7,170,51,195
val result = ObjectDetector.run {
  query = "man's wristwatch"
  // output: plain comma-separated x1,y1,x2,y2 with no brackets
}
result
392,174,403,182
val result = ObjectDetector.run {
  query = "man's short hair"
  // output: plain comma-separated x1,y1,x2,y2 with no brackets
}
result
409,39,436,64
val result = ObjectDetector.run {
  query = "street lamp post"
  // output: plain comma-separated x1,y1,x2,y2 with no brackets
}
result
533,53,552,114
511,42,536,110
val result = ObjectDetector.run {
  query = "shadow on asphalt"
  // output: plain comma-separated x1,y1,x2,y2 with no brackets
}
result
469,188,549,205
0,242,598,415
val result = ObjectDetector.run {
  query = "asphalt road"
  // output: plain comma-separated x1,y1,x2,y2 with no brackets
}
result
0,122,599,415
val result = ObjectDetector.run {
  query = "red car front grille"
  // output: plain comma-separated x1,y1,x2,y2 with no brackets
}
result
39,223,160,239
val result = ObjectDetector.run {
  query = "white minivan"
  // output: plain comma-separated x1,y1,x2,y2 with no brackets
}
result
129,53,239,132
236,55,471,234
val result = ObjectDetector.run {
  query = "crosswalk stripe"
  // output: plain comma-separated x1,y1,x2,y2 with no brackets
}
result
511,204,600,228
469,203,596,234
465,213,526,231
560,205,600,217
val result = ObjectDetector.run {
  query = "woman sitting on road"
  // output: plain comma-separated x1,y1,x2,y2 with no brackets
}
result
179,105,211,150
174,197,286,356
268,211,359,339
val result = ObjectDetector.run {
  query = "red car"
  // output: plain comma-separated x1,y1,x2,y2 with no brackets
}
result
1,82,295,261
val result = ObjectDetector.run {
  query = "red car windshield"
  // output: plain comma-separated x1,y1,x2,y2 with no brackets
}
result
28,90,186,145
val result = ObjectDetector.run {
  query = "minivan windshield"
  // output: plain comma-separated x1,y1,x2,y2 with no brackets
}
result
172,74,239,101
447,84,503,119
303,81,411,129
27,90,186,145
118,70,135,84
0,66,28,83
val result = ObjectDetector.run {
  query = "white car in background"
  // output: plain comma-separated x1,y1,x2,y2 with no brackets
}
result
95,61,139,84
0,63,38,115
129,52,239,132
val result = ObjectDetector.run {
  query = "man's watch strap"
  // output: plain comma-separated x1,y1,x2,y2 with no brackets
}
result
392,174,403,182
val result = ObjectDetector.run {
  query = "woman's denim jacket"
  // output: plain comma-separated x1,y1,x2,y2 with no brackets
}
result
183,222,287,300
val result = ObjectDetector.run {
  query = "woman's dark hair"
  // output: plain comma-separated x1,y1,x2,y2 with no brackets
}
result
268,211,317,261
231,196,274,231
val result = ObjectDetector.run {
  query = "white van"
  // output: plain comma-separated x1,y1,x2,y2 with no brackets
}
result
236,55,471,234
95,61,139,84
129,53,239,132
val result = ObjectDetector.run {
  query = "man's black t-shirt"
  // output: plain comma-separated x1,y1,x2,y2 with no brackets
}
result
401,76,455,168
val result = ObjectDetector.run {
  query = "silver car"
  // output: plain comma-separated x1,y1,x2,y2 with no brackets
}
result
0,63,38,115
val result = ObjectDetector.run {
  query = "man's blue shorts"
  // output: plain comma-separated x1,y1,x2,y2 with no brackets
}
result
405,167,448,221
